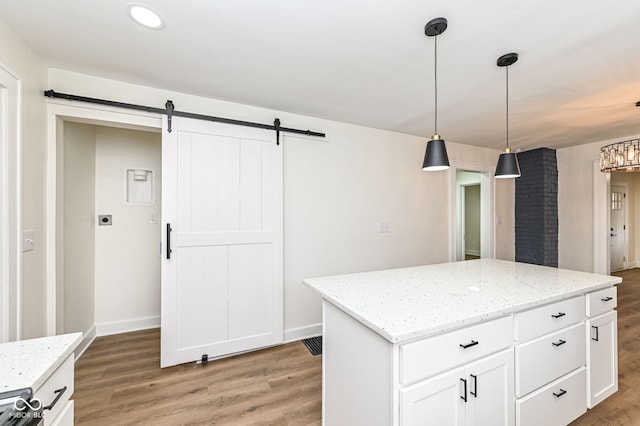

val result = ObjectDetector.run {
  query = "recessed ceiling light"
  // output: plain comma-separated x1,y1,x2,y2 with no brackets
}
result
127,4,165,29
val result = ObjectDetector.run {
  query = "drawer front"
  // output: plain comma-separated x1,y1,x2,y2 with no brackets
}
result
400,316,513,386
514,296,585,342
586,287,617,317
515,322,585,397
50,400,74,426
35,353,74,426
516,367,586,426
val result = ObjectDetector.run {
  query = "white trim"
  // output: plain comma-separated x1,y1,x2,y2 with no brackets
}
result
592,160,610,275
74,324,96,360
0,64,21,342
449,161,496,262
283,323,322,343
96,315,161,337
46,101,161,335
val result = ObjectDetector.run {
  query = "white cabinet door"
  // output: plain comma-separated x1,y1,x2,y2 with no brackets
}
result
161,116,283,367
401,349,513,426
586,310,618,408
467,350,514,426
401,365,466,426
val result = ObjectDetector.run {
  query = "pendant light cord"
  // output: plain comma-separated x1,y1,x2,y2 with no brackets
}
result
506,65,509,150
434,36,438,135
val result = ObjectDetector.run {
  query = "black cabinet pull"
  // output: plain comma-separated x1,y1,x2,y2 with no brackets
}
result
43,386,67,411
552,339,567,347
460,378,467,402
553,389,567,398
601,296,613,302
460,340,479,349
592,325,599,342
551,312,566,319
166,223,172,259
470,374,478,397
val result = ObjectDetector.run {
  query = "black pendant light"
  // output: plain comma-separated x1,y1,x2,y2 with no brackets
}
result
495,52,521,178
422,17,450,171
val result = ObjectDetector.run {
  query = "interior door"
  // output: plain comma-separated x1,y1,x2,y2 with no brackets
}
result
609,185,625,272
161,116,283,368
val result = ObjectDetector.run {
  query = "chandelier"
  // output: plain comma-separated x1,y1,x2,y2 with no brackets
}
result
600,139,640,172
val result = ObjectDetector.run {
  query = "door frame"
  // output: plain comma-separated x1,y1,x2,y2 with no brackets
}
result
592,160,610,275
45,101,161,335
456,173,481,261
449,161,495,262
0,64,21,342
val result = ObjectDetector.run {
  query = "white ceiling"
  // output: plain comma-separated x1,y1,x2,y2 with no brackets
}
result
1,0,639,151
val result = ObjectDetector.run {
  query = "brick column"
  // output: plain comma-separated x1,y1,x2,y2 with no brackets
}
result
515,148,558,267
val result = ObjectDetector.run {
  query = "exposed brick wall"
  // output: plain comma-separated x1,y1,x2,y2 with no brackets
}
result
515,148,558,267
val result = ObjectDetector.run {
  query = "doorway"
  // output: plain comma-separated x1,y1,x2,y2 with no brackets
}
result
58,121,161,342
609,183,627,272
456,171,481,261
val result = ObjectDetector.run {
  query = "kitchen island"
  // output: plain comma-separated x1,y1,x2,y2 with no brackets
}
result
304,259,621,426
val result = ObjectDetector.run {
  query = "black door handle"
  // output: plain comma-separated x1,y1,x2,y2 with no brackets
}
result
470,374,478,397
460,378,467,402
592,325,599,342
166,223,172,259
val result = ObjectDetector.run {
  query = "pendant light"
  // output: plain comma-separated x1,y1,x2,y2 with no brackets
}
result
495,52,521,178
422,17,450,171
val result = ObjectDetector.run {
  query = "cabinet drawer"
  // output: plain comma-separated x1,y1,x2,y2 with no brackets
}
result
400,316,513,385
515,322,585,397
34,353,74,426
514,296,584,342
50,400,74,426
516,367,586,426
586,287,617,317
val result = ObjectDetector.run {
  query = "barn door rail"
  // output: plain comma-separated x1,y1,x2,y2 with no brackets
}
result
43,90,325,145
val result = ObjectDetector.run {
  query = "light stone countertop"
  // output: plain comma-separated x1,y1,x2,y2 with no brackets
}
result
0,333,82,394
303,259,621,343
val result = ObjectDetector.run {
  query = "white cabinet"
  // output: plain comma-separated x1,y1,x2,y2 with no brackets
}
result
34,352,75,426
586,308,618,408
401,349,514,426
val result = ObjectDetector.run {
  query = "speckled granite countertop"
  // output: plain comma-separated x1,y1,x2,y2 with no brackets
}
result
0,333,81,394
303,259,621,343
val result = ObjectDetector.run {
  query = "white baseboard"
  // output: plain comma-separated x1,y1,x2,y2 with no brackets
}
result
75,325,96,360
465,249,480,256
283,323,322,343
96,316,160,337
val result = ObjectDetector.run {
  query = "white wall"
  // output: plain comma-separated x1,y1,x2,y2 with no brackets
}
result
94,126,161,330
47,68,514,335
0,20,48,339
61,122,96,334
557,133,640,272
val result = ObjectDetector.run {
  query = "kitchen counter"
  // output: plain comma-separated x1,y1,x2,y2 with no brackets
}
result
303,259,621,343
0,333,81,394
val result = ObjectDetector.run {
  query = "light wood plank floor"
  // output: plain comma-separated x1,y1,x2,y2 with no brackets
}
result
75,268,640,425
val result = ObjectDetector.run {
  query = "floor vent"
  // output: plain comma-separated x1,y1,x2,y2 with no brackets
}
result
301,336,322,356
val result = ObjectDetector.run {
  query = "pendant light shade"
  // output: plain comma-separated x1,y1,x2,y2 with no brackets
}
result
422,17,450,172
495,53,521,179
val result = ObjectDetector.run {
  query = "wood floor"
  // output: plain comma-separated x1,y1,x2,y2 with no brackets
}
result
74,333,321,425
75,268,640,425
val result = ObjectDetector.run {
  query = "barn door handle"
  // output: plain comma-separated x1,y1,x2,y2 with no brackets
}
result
166,223,172,259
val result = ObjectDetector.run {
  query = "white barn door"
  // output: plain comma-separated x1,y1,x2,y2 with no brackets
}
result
161,116,283,368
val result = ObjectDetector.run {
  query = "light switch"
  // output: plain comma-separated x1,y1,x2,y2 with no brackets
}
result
379,222,390,233
22,230,35,252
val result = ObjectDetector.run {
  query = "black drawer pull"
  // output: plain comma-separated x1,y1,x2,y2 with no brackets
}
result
551,312,566,319
460,378,467,402
553,389,567,398
44,386,67,411
166,223,172,259
552,339,567,347
601,296,613,302
592,325,599,342
460,340,479,349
